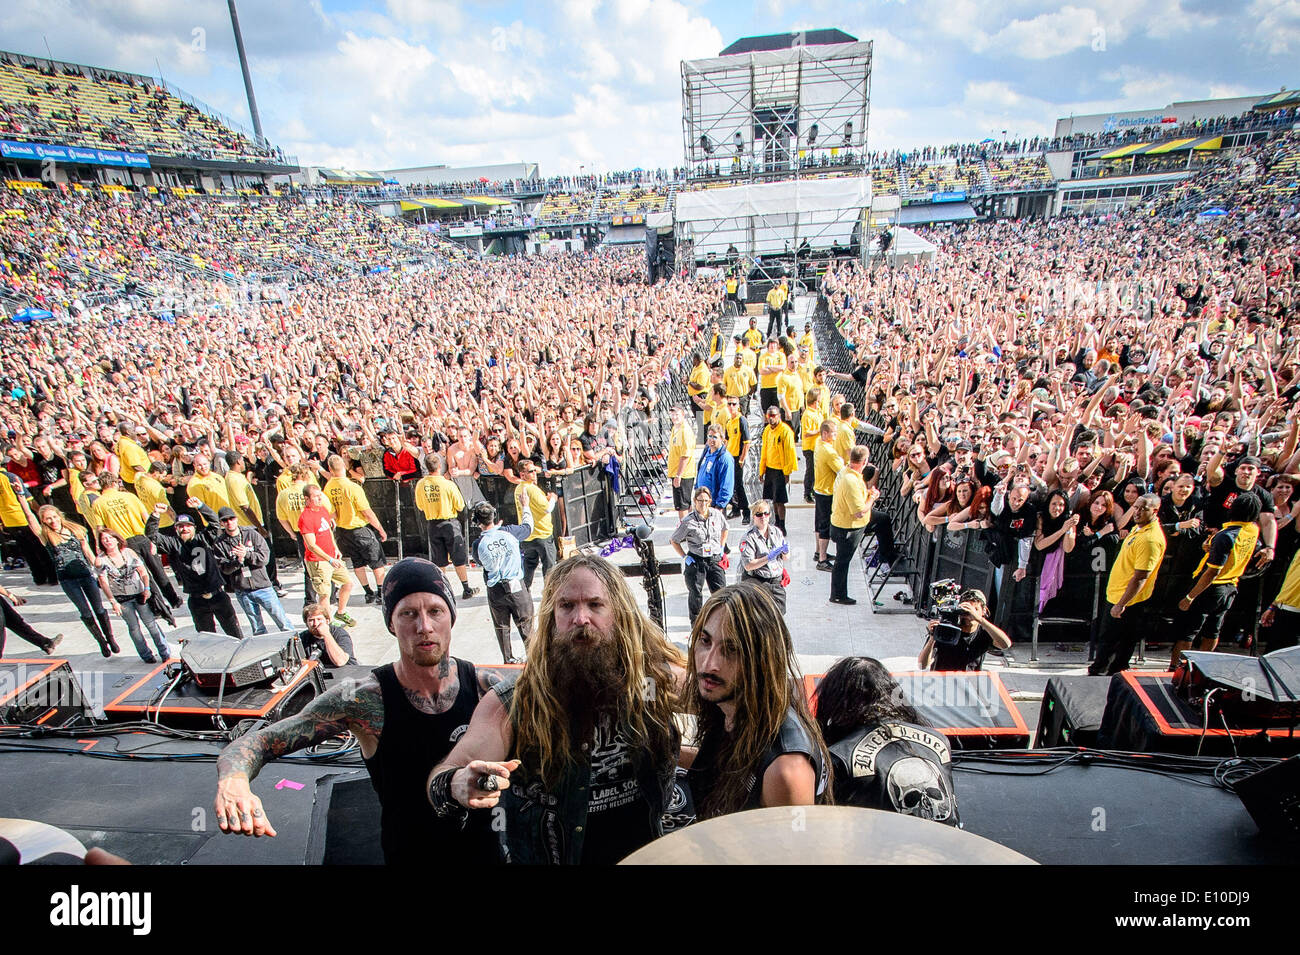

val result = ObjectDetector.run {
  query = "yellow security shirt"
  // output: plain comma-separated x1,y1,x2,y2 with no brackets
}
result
1191,521,1260,589
834,417,860,461
814,439,845,496
759,422,797,477
1273,550,1300,612
759,352,785,388
1105,519,1166,607
187,472,233,517
90,488,150,538
277,469,320,495
414,474,464,521
324,476,371,530
724,365,756,398
0,472,27,528
801,406,825,452
115,436,151,486
668,423,698,480
134,472,173,529
225,471,262,526
724,414,746,458
831,467,870,529
687,363,710,399
275,480,317,533
515,482,553,541
777,370,804,414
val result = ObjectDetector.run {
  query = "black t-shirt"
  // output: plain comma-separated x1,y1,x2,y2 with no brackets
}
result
930,626,993,671
1203,477,1273,530
580,715,655,866
827,721,961,826
32,451,66,492
297,625,356,666
993,493,1039,541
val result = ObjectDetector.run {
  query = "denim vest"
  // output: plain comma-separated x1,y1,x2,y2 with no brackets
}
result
495,680,677,865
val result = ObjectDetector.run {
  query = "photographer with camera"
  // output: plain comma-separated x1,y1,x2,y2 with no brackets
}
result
917,586,1010,671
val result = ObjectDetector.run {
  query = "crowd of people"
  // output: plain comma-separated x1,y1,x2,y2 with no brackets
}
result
823,128,1300,668
0,225,725,658
0,53,282,164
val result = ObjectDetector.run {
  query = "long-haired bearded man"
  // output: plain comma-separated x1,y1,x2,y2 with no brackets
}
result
428,555,686,864
679,582,831,820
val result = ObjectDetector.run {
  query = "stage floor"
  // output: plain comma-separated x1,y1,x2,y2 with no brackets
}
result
0,734,1282,865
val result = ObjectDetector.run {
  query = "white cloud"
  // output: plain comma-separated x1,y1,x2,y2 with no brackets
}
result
982,5,1103,59
1248,0,1300,54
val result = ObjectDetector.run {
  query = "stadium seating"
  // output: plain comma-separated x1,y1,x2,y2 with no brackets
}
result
0,56,276,163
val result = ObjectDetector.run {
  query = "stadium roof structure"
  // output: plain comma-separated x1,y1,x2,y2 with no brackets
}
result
720,30,858,56
1253,89,1300,111
319,168,384,184
1095,135,1224,159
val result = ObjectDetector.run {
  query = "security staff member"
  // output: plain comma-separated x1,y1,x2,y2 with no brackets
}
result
813,419,844,570
1169,493,1260,671
723,396,751,523
758,406,798,534
473,501,535,664
724,350,757,418
413,455,478,601
830,446,876,606
800,387,825,505
1089,494,1166,676
671,486,729,624
514,460,557,591
765,282,787,338
324,454,389,603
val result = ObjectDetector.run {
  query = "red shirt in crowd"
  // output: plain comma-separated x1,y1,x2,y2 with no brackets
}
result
297,505,338,561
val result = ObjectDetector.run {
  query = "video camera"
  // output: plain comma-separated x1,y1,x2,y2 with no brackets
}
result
927,579,981,647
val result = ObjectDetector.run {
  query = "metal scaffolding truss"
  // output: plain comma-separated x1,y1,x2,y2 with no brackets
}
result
681,40,872,179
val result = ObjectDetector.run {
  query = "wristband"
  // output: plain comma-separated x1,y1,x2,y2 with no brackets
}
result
428,768,468,824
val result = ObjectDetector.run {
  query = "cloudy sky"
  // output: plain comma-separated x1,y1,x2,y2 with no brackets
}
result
2,1,1296,174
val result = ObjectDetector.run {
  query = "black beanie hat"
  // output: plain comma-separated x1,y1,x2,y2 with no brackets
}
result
382,558,457,632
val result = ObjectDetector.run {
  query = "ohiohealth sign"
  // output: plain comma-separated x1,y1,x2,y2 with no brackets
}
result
0,140,150,169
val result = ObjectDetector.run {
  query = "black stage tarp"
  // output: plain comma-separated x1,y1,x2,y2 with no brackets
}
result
0,735,1287,864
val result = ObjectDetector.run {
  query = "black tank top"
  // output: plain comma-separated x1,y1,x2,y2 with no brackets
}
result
689,706,828,816
362,659,496,865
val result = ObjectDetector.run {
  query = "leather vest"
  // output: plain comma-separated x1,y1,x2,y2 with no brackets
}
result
827,721,961,827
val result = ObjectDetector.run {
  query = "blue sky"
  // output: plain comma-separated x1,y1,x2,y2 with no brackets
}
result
2,1,1296,175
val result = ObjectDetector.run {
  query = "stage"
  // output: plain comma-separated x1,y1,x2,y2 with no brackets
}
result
0,730,1286,864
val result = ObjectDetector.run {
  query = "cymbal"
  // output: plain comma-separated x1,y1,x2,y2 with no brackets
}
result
620,806,1038,865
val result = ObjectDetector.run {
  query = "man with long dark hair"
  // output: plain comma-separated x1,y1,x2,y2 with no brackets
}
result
681,582,829,820
814,656,960,826
428,555,685,864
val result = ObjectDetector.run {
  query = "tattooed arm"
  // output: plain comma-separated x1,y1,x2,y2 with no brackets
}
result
213,676,384,838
